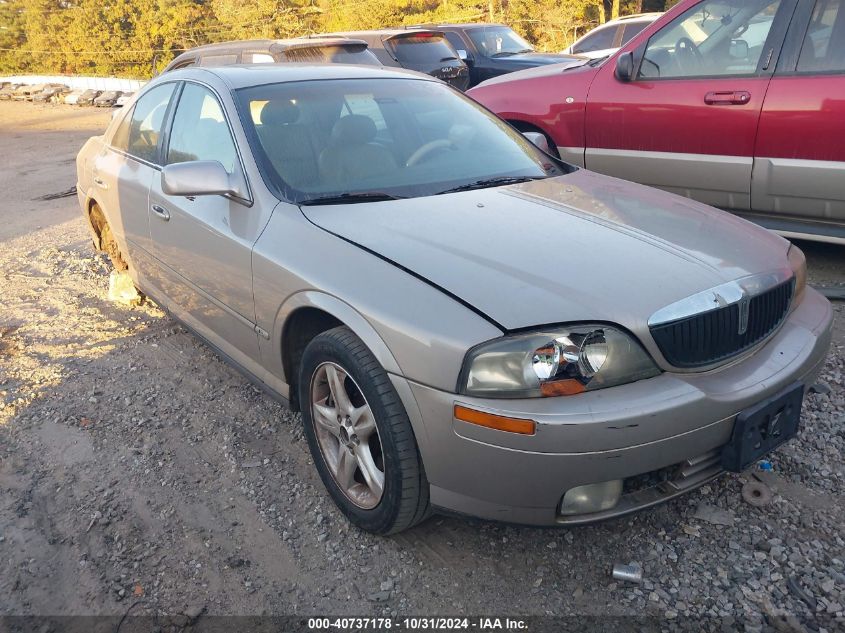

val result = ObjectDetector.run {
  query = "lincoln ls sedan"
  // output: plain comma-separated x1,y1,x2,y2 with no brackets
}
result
76,64,833,534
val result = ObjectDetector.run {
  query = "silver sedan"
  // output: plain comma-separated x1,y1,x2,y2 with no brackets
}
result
76,64,833,533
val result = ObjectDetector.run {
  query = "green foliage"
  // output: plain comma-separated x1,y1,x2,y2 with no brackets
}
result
0,0,673,78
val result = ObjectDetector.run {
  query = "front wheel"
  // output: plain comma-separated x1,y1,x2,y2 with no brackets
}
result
299,326,430,534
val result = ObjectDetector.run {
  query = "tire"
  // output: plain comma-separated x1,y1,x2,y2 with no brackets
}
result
299,326,431,534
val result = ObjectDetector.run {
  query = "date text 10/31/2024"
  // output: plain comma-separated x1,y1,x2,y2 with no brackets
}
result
307,617,529,630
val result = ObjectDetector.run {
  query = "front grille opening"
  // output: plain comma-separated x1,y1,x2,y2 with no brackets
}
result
650,278,794,368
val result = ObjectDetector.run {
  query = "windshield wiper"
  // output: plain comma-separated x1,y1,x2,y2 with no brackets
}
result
435,176,541,195
491,51,518,58
440,56,458,62
300,192,406,206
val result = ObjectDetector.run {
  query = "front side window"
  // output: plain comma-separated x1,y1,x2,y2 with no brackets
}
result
640,0,782,78
166,83,238,174
572,26,618,54
467,27,534,57
797,0,845,73
126,83,177,163
237,78,567,202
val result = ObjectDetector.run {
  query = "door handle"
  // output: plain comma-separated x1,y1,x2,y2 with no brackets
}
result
704,90,751,105
151,204,171,221
93,176,108,189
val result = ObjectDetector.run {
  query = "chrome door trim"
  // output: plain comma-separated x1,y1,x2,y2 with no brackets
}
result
648,268,794,327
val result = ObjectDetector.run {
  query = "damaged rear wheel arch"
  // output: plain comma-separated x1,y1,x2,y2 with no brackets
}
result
87,200,127,271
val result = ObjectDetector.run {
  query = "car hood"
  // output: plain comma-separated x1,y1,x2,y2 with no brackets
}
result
496,52,587,67
300,169,789,332
472,60,597,89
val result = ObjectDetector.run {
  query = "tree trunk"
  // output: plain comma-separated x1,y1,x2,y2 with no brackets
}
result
611,0,620,19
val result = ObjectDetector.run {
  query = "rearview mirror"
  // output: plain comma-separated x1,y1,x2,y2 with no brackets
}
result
161,161,239,198
522,131,551,154
729,39,749,59
616,51,634,82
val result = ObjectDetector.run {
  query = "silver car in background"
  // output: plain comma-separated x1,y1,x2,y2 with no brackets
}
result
76,65,832,534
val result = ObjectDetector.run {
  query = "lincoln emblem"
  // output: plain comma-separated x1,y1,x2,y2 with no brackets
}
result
737,297,750,335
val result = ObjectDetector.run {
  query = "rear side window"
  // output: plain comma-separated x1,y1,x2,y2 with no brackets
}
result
126,83,177,163
199,54,238,67
572,26,617,53
620,22,650,45
387,35,458,64
166,83,238,174
245,53,275,63
797,0,845,72
111,108,133,151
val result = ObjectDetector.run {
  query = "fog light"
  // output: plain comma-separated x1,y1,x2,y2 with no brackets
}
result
560,480,623,515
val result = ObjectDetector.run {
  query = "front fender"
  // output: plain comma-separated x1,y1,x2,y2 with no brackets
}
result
273,290,403,382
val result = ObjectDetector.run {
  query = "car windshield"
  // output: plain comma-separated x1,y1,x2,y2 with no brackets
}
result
468,26,534,57
237,78,566,203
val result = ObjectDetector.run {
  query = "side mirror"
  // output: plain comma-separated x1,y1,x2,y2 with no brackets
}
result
456,49,472,65
615,51,634,82
522,131,551,154
161,161,239,197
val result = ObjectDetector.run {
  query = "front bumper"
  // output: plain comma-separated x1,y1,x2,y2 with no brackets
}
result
393,287,833,526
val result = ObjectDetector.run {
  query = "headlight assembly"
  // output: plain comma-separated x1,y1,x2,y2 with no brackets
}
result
459,325,660,398
788,244,806,307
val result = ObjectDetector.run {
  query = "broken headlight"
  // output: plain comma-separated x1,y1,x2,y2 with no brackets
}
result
459,325,660,398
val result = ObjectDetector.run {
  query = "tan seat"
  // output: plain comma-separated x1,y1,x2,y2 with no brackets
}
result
318,115,397,189
257,101,320,188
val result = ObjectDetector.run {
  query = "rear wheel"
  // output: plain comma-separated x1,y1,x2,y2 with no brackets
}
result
299,326,430,534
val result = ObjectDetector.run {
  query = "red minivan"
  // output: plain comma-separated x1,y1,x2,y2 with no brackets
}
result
468,0,845,244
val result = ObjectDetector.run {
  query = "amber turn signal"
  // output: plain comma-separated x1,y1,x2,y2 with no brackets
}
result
454,405,536,435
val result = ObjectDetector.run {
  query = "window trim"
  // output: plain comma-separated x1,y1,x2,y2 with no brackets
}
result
631,0,799,82
108,80,181,170
161,78,254,207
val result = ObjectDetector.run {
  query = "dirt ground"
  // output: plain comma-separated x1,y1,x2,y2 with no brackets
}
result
1,101,844,628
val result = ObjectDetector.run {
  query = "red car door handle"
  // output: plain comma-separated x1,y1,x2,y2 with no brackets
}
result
704,91,751,105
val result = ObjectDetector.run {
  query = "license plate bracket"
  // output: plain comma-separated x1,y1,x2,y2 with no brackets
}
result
721,382,804,472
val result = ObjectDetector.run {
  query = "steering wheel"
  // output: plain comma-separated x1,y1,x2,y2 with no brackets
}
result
406,139,453,167
675,36,704,74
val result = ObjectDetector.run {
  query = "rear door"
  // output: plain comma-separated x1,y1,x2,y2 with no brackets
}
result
148,81,268,367
584,0,796,210
92,82,177,274
752,0,845,235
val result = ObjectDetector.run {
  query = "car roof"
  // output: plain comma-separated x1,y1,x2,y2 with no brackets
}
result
322,29,446,39
601,12,663,25
173,37,370,56
408,23,510,30
161,63,437,90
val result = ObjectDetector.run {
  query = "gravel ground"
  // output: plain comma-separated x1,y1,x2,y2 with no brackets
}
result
1,101,844,630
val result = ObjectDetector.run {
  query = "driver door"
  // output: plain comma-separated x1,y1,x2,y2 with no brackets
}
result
584,0,797,211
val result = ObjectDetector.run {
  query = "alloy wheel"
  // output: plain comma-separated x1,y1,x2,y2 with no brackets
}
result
309,361,385,509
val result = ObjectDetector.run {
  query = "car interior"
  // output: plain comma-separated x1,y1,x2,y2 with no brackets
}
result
244,79,556,198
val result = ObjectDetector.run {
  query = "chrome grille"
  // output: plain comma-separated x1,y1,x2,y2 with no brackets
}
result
650,277,795,368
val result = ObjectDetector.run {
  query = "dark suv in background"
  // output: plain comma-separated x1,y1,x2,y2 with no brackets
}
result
321,30,470,90
162,38,381,72
410,23,585,87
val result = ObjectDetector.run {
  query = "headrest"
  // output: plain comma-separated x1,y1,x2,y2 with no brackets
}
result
330,115,377,146
260,101,301,126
